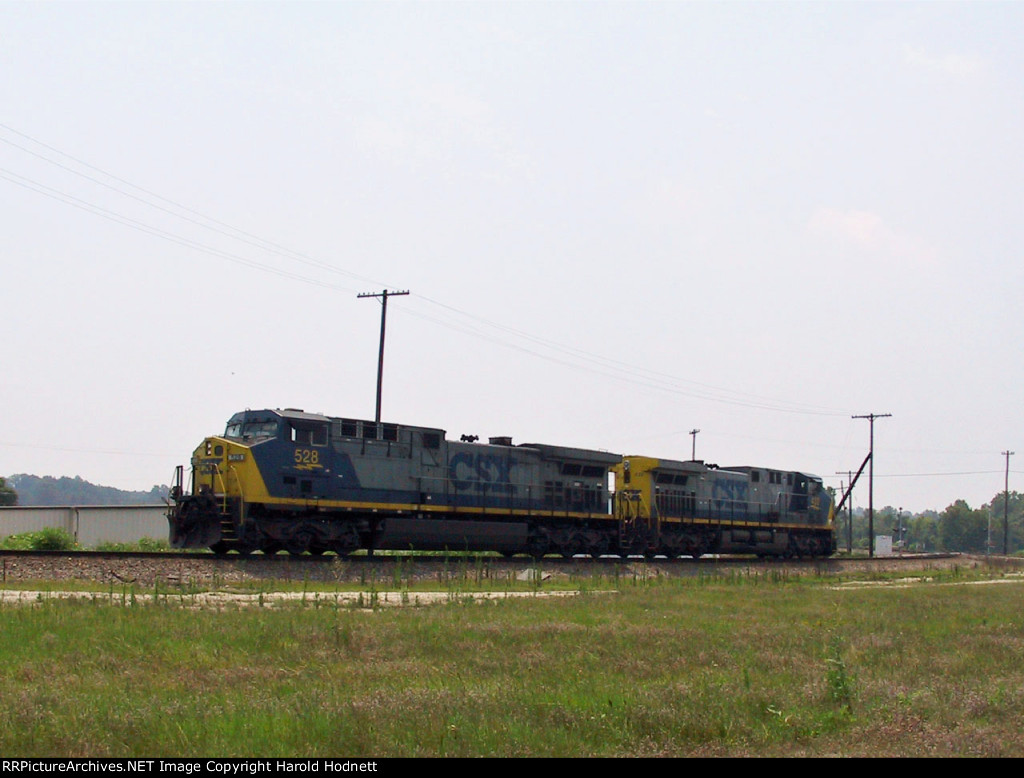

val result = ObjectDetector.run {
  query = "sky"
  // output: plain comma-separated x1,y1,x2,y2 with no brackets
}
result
2,1,1022,515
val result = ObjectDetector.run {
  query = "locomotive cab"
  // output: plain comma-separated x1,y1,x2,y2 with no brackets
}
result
190,411,285,500
169,409,299,550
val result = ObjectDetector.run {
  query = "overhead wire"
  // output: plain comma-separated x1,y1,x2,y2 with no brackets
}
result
3,125,1014,508
28,119,1015,461
0,166,354,291
0,440,174,458
0,123,388,289
408,293,851,416
2,123,854,419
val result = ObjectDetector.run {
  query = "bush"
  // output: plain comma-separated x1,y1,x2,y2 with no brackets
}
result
31,527,77,550
0,528,77,551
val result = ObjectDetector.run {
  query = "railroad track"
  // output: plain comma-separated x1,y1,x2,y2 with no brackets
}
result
0,547,899,564
0,547,964,565
0,548,212,561
0,547,971,588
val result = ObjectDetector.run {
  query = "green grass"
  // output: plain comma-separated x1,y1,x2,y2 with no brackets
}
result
1,567,1023,756
93,537,172,553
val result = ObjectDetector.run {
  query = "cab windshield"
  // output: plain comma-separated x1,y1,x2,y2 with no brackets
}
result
224,420,279,440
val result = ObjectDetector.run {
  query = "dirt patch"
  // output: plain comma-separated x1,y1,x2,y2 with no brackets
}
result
0,587,590,609
831,571,1024,590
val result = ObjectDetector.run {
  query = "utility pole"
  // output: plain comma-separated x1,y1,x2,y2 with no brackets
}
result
1002,450,1014,555
988,497,993,556
852,413,891,557
358,289,409,423
689,429,700,460
836,470,854,553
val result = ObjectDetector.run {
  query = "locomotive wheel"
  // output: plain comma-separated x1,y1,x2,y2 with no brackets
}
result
331,523,362,557
284,526,315,556
586,531,612,558
685,531,712,559
526,530,550,560
209,541,230,556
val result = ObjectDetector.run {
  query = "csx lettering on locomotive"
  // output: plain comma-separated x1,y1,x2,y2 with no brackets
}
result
448,451,512,492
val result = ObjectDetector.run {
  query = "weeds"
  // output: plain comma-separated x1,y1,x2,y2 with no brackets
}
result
824,634,856,714
1,533,172,552
94,538,170,553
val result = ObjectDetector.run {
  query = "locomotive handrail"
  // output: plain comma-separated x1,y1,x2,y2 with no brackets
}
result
646,487,825,527
217,468,227,514
204,464,229,514
417,470,611,515
228,466,245,526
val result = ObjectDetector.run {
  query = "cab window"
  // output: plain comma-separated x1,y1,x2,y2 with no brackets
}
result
225,420,279,439
289,420,328,446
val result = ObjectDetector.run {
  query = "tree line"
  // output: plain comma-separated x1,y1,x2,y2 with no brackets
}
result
832,490,1024,555
0,474,168,507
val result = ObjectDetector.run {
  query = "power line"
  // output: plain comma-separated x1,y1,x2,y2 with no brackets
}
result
1,165,846,418
874,470,1015,478
409,294,851,417
0,123,870,422
0,127,1012,509
0,167,356,291
0,440,175,458
0,124,386,289
0,124,860,419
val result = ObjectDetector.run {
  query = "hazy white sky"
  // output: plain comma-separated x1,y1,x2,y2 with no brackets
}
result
2,1,1021,514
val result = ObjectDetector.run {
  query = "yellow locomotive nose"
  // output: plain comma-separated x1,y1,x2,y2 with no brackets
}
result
191,437,252,495
190,437,234,497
